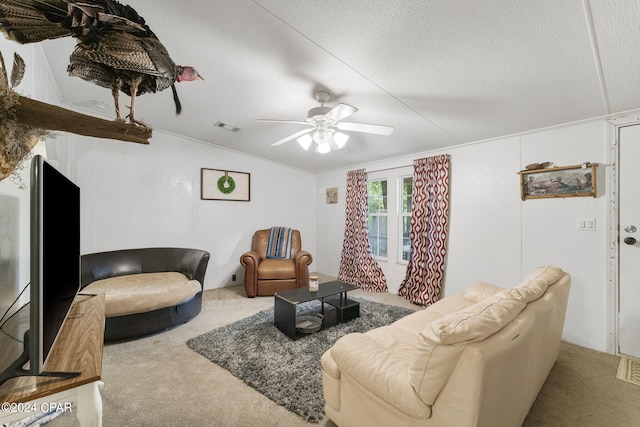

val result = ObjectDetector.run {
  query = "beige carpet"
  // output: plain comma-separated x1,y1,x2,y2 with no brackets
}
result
48,279,640,426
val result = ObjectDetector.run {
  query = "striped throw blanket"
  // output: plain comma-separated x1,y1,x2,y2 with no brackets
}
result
266,227,294,259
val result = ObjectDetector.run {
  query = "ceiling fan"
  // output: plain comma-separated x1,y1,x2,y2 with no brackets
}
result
256,91,394,153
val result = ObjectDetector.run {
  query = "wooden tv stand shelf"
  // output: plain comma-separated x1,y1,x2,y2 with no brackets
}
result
0,293,105,426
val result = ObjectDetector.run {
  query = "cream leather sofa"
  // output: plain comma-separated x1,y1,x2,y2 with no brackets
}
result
321,266,571,427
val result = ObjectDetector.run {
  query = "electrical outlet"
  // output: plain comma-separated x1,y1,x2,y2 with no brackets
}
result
232,274,236,281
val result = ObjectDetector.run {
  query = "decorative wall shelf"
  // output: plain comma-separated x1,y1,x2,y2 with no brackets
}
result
518,163,597,200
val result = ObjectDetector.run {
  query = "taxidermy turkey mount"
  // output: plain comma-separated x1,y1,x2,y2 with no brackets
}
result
0,48,152,184
0,0,203,127
256,91,393,153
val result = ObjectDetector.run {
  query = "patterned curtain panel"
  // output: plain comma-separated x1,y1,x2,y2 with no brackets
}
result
338,169,388,292
399,155,451,306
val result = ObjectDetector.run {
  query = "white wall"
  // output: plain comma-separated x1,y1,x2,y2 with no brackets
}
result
61,130,317,290
315,120,610,352
520,122,609,348
0,39,62,315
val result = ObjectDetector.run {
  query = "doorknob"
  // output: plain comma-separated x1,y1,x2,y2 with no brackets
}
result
624,237,637,245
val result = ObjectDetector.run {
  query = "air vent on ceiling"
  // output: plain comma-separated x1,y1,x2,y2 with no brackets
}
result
214,121,240,132
91,100,109,110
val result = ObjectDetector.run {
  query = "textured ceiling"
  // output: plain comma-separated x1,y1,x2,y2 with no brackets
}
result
36,0,640,172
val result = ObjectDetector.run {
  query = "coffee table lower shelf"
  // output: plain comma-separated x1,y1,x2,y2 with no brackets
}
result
273,281,360,340
323,296,360,323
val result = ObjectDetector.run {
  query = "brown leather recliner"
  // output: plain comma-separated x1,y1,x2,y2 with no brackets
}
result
240,229,313,297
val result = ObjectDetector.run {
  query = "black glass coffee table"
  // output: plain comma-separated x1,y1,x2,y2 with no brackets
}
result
274,280,360,340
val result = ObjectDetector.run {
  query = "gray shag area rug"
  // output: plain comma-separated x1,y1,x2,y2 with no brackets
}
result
187,298,415,423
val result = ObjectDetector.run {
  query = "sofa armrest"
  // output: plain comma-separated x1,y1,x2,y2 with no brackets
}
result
81,250,144,287
240,250,261,264
329,333,430,419
294,249,313,265
294,250,313,286
140,248,209,283
178,249,210,286
240,250,261,297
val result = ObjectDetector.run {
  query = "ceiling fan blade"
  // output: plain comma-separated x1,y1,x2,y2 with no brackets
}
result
324,103,358,122
255,119,311,126
271,128,314,146
336,122,394,135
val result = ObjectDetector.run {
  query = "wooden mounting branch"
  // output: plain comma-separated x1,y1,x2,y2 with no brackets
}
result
14,96,151,145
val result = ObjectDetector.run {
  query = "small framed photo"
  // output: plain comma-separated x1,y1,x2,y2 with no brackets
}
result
326,187,338,204
518,163,597,200
201,168,250,201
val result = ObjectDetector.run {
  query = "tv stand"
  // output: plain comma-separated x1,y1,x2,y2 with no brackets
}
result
0,331,81,386
0,294,105,426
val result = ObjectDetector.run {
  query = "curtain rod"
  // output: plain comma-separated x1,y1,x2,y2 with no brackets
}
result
365,164,413,174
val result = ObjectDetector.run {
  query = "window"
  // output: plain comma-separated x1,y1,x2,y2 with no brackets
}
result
368,179,387,258
366,166,413,285
367,170,413,264
400,176,413,261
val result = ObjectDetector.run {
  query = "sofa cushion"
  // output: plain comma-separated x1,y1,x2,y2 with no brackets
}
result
374,294,475,344
83,272,202,317
257,258,296,280
327,333,432,419
367,310,444,348
501,265,564,303
409,292,526,405
463,281,504,302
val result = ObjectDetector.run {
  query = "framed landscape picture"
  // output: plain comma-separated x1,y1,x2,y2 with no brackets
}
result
201,168,250,201
518,163,597,200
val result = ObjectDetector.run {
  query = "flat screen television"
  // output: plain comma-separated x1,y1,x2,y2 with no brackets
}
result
0,155,81,385
29,154,81,375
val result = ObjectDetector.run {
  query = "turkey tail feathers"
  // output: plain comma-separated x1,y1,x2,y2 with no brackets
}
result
171,84,182,115
0,0,194,120
0,0,70,43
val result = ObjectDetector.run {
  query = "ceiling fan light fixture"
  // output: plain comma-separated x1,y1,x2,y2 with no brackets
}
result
296,134,312,150
259,90,394,152
313,129,330,145
333,131,349,149
316,142,331,154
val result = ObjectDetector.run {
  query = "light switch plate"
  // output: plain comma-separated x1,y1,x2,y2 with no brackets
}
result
577,218,596,231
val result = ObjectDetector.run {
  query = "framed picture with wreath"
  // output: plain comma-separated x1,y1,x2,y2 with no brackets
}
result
201,168,251,201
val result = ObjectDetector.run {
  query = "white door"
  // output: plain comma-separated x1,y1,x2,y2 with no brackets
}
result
619,124,640,358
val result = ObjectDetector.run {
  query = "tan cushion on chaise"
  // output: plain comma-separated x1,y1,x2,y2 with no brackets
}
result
83,272,201,317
